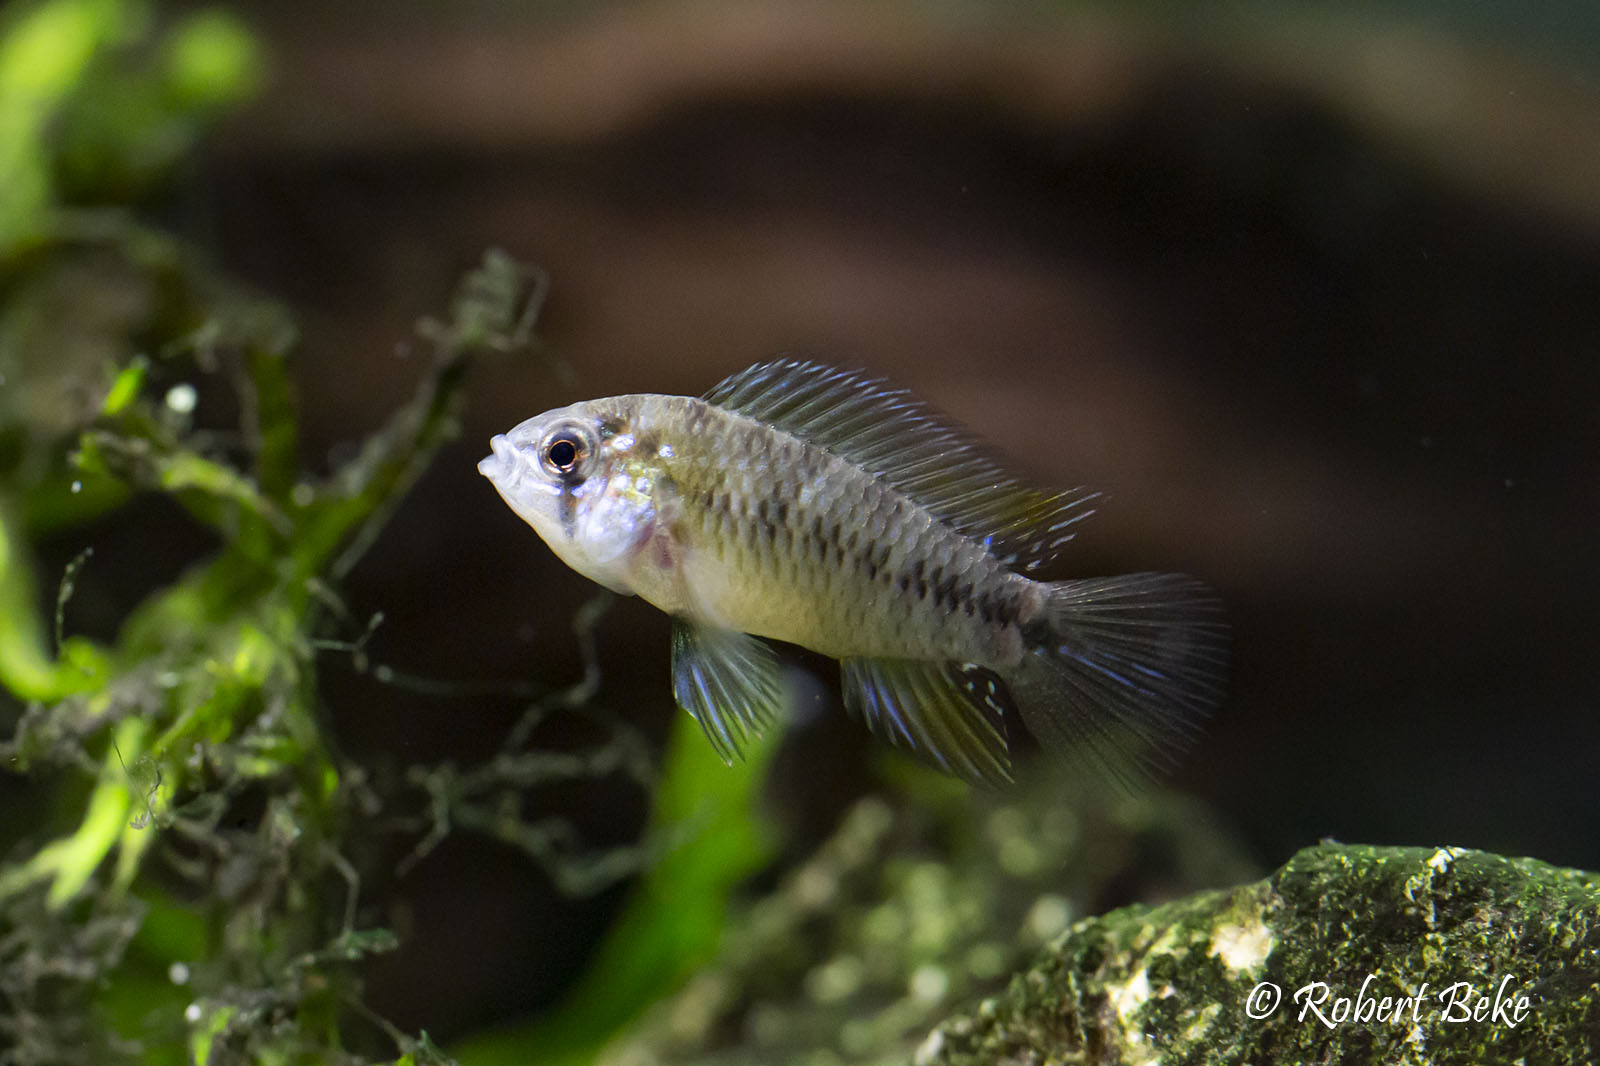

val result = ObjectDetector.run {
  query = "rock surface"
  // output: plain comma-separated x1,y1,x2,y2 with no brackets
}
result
924,843,1600,1066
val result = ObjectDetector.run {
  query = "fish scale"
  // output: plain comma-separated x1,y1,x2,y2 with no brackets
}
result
480,359,1229,787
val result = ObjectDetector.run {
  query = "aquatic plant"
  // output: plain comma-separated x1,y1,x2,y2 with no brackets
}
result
0,6,774,1060
2,219,550,1062
0,230,777,1064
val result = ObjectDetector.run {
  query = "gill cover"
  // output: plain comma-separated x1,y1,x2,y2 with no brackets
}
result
478,405,655,594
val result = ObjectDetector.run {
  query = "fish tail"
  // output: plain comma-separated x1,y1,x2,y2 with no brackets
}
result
1006,573,1230,790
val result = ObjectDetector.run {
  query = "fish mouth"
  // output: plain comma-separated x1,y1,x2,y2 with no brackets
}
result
478,433,516,484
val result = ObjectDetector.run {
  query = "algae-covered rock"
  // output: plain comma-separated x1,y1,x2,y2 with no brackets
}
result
923,843,1600,1066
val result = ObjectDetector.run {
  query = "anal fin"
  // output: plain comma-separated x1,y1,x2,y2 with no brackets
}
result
671,619,786,764
840,658,1014,787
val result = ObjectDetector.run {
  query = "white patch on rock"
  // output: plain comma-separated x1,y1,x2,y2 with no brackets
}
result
1184,1001,1222,1044
1107,968,1164,1066
1428,846,1465,872
1210,914,1274,973
1111,967,1151,1024
1403,848,1465,929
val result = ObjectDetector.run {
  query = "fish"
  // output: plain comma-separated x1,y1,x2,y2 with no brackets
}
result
478,359,1228,787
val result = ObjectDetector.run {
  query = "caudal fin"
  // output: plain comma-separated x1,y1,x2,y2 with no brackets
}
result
1006,572,1229,790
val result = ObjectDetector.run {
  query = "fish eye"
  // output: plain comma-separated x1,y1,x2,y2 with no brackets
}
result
540,430,588,477
547,438,578,469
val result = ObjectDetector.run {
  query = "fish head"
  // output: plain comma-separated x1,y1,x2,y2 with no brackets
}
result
478,399,659,595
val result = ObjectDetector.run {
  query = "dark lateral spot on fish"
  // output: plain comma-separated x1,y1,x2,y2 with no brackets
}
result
873,547,895,584
940,576,966,611
1020,618,1052,648
775,499,789,523
908,559,928,600
978,590,1017,628
972,589,998,624
897,572,911,594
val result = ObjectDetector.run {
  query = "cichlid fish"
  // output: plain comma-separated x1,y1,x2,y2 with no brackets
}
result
479,359,1227,787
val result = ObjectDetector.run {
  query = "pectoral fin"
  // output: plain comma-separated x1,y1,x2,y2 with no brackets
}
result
671,619,786,764
840,658,1014,787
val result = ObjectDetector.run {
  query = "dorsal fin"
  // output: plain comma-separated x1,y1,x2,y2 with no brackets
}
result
703,359,1098,572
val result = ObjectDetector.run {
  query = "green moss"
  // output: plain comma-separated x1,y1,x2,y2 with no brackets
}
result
924,843,1600,1066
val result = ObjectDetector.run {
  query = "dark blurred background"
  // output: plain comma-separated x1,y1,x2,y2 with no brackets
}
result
118,0,1600,1042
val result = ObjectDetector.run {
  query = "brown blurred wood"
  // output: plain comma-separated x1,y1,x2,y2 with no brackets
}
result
233,2,1600,233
